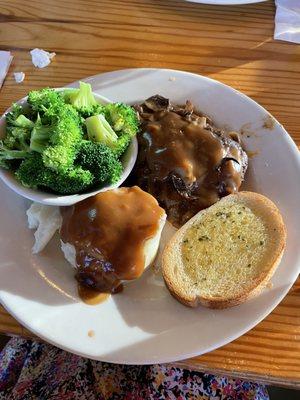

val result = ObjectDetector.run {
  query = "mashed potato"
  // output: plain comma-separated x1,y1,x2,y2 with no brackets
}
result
27,201,166,276
27,202,62,253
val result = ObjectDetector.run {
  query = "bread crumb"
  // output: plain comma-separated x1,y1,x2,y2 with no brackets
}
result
266,282,273,289
88,330,95,338
168,77,176,82
151,263,161,275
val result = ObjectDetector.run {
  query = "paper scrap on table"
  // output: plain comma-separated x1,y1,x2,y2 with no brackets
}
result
14,71,25,83
0,51,13,88
30,48,56,68
275,0,300,44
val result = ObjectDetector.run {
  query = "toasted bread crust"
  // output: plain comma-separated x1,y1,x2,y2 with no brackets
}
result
162,192,287,309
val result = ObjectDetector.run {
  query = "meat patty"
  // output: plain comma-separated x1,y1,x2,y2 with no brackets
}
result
133,95,248,227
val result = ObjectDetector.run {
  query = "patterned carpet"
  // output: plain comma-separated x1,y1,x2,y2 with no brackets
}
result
0,336,298,399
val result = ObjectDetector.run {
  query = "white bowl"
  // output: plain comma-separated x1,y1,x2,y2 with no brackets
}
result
0,89,138,206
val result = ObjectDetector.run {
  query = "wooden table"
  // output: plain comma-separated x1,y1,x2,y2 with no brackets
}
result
0,0,299,389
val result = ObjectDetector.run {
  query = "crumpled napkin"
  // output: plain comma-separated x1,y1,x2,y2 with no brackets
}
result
14,72,25,83
0,51,13,88
30,48,56,68
275,0,300,44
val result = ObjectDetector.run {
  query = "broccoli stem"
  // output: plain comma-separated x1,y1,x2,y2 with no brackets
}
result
14,115,35,129
85,114,118,149
30,124,52,153
64,82,97,108
0,149,29,159
0,140,29,169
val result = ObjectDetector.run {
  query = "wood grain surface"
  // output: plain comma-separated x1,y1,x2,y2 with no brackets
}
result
0,0,299,388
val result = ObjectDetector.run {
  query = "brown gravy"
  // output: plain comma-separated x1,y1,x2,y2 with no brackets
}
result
134,96,248,227
61,187,165,294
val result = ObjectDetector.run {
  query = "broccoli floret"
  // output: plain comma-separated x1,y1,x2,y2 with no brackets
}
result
27,88,65,120
103,103,139,156
47,166,94,194
15,152,46,188
16,152,94,194
28,104,83,172
5,104,24,125
76,140,122,185
6,104,35,132
42,104,83,172
12,114,34,129
29,115,52,153
85,114,118,149
48,104,82,147
113,134,132,157
62,82,102,118
0,140,29,169
42,144,79,172
104,103,139,136
85,104,138,156
4,126,31,151
4,105,34,151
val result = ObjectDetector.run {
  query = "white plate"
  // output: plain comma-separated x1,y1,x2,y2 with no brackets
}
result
186,0,266,4
0,68,299,364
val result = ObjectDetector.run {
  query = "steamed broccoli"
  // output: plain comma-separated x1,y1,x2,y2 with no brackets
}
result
28,104,83,172
27,88,83,172
51,166,94,194
4,104,34,151
62,82,102,118
6,104,34,130
4,126,31,152
29,115,51,153
103,103,139,156
76,140,122,185
15,152,46,187
16,152,94,194
1,86,137,195
85,114,118,148
43,104,82,172
11,114,34,129
42,144,79,173
0,140,29,169
27,88,65,121
5,104,25,125
85,104,139,156
104,103,138,136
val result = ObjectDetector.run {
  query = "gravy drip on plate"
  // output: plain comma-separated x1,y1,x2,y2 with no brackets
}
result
61,186,164,295
134,95,248,227
77,284,110,305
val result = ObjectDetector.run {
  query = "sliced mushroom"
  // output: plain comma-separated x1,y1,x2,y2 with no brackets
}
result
170,174,198,199
216,157,241,173
144,95,170,112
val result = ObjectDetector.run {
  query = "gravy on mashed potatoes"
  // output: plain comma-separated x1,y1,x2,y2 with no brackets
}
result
60,186,165,297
